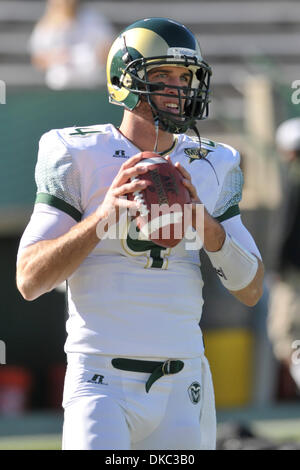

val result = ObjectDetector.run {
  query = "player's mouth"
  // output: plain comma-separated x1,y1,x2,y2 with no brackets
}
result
163,102,180,114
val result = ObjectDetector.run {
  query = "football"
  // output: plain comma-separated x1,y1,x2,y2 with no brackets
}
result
128,152,192,248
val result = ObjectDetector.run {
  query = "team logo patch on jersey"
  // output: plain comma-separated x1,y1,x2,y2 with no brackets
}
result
184,147,212,163
184,146,219,185
188,381,201,404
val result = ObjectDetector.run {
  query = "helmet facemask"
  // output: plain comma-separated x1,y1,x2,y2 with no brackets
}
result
118,55,211,134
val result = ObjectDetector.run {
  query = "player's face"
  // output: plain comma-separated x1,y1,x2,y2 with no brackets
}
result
147,66,192,115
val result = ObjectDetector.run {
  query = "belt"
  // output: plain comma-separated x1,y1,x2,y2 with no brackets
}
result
111,358,184,393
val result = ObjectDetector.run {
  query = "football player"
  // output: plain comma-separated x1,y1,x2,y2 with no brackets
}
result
16,18,264,450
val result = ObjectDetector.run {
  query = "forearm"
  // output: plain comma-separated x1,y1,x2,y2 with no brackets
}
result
204,231,264,307
178,162,263,306
200,208,226,252
229,257,264,306
17,211,104,301
192,205,264,306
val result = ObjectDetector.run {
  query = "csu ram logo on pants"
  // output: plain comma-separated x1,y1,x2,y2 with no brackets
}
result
188,381,201,404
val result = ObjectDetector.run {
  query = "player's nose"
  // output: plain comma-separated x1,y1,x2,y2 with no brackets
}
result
164,80,180,94
164,75,185,94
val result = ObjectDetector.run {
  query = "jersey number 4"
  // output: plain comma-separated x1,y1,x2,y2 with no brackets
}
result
122,219,169,269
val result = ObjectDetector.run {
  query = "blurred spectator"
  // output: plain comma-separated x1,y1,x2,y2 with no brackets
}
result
29,0,115,90
267,117,300,393
0,367,32,415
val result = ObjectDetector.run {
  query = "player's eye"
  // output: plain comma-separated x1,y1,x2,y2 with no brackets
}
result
181,76,189,83
148,70,168,80
154,72,168,80
181,74,191,84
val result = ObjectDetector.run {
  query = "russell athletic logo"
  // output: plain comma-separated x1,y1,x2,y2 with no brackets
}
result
113,149,130,158
188,382,201,404
87,374,108,385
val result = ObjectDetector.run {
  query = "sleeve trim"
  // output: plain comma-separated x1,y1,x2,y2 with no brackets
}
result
35,193,82,222
215,204,240,223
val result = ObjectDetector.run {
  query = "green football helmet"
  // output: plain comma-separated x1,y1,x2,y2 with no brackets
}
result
106,18,212,134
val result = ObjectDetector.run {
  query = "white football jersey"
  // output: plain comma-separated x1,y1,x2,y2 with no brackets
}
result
33,123,243,358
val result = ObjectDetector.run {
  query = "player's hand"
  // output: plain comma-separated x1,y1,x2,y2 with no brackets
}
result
166,157,225,250
96,152,151,221
171,159,201,203
165,156,204,233
165,156,201,204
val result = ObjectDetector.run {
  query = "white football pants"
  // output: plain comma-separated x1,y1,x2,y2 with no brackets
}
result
62,353,216,450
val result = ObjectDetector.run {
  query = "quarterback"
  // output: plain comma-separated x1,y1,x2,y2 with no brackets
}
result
16,18,264,450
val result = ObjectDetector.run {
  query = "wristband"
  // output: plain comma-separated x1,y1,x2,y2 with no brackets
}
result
205,232,258,291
